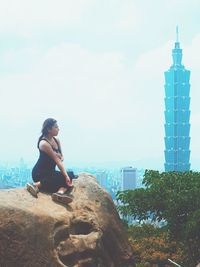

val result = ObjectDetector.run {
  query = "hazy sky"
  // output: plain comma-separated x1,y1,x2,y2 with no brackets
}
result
0,0,200,169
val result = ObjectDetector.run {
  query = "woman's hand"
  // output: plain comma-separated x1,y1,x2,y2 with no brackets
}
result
65,175,73,187
56,152,64,161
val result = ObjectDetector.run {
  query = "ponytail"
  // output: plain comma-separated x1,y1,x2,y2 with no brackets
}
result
37,134,44,148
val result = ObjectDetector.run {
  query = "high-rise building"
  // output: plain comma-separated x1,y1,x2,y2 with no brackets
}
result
121,166,137,191
164,27,191,172
96,170,107,189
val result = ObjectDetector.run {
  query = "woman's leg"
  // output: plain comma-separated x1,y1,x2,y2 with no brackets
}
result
32,173,42,190
56,187,68,193
50,172,74,204
33,181,41,188
41,171,71,193
30,171,74,204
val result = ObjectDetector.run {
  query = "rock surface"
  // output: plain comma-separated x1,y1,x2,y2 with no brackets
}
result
0,173,135,267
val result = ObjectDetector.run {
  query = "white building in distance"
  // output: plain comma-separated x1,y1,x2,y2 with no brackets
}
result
121,166,137,191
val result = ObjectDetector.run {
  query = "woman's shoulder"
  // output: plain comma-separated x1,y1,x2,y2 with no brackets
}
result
39,139,51,149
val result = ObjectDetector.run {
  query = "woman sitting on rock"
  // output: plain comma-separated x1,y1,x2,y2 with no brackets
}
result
26,118,74,204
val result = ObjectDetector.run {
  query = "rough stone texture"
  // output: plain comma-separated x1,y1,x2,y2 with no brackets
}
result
0,173,135,267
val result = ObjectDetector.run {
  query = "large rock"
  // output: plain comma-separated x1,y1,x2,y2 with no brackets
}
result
0,173,135,267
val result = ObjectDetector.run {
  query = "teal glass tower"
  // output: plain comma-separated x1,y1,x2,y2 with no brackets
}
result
164,28,191,172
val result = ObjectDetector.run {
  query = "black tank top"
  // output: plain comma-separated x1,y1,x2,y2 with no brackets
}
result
32,137,61,175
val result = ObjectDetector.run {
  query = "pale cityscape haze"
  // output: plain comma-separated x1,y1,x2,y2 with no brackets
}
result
0,0,200,171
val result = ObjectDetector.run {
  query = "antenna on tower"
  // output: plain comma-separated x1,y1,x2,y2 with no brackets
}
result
176,25,179,42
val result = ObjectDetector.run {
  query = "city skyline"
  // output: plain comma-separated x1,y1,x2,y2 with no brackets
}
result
0,158,145,201
0,1,200,170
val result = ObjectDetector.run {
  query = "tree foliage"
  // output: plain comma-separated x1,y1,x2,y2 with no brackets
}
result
116,170,200,266
127,224,185,267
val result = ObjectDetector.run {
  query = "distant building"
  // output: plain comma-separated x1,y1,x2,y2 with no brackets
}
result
121,166,137,191
164,27,191,172
96,170,107,189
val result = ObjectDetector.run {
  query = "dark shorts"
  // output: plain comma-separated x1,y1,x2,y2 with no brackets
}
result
32,170,75,193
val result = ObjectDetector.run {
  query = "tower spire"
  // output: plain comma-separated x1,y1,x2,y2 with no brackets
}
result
176,25,179,42
172,25,182,66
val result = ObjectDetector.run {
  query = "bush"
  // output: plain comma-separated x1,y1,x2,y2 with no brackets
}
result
127,224,185,267
117,170,200,266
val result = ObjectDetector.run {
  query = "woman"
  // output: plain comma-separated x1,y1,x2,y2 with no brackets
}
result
27,118,74,204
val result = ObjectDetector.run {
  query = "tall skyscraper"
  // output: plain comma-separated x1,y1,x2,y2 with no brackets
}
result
121,166,137,191
164,27,191,172
96,170,107,189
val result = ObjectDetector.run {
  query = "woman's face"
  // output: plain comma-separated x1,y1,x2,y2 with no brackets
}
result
48,123,59,136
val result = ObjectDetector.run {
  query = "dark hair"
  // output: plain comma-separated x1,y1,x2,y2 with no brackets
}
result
37,118,57,148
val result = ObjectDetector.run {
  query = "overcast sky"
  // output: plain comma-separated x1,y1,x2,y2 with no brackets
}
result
0,0,200,170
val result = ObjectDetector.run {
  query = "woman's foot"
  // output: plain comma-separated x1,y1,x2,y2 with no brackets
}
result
26,183,39,198
52,192,73,205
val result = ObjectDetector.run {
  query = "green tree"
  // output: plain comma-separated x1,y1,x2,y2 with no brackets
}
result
116,170,200,266
127,224,185,267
